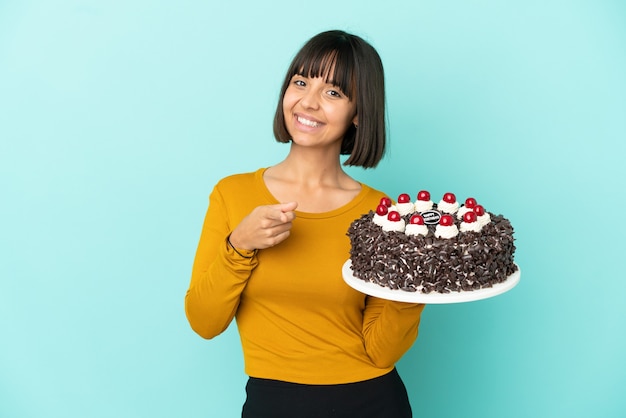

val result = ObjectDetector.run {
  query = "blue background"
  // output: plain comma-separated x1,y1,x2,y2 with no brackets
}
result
1,1,625,417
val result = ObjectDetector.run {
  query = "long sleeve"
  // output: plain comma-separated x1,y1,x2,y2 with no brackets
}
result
185,183,259,339
362,298,425,368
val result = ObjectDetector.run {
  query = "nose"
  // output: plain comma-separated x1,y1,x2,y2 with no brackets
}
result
300,88,320,110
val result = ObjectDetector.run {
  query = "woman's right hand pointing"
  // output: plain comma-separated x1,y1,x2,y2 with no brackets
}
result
228,201,298,251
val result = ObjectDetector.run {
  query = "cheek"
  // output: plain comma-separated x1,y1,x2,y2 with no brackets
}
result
281,94,297,132
282,99,289,117
282,89,298,111
333,105,357,126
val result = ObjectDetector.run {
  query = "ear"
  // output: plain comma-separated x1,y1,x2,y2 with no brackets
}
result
352,114,358,127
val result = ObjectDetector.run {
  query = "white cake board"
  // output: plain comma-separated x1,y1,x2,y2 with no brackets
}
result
342,260,520,304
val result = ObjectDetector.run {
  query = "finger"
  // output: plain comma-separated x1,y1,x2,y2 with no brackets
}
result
251,224,292,249
264,229,292,248
279,210,296,223
279,201,298,212
265,203,297,222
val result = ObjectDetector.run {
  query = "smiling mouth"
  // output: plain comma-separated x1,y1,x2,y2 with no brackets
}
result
296,115,321,128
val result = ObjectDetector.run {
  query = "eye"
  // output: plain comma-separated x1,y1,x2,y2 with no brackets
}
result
292,77,306,87
327,87,346,99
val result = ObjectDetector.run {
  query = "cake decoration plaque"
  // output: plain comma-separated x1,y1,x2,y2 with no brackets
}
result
420,210,441,225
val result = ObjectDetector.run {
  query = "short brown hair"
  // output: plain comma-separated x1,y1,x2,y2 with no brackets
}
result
273,30,386,168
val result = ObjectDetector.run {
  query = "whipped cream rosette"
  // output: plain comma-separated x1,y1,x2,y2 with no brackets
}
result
413,190,434,212
381,211,406,232
395,193,415,216
372,197,393,226
473,205,491,227
437,192,459,214
459,211,482,233
434,214,459,238
405,214,429,237
456,197,478,219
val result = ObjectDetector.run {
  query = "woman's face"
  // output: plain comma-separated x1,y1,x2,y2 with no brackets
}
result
282,73,357,151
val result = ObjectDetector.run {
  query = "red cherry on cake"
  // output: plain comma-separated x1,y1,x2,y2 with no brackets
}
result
417,190,430,201
439,214,454,226
409,214,425,225
464,197,477,208
398,193,411,203
463,211,477,223
473,205,486,216
380,197,392,207
443,192,456,203
387,211,402,222
376,204,389,216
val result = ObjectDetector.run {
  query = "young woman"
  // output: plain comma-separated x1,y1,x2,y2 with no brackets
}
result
185,30,425,418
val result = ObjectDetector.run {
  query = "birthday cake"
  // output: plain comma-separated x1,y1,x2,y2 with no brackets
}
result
346,191,517,294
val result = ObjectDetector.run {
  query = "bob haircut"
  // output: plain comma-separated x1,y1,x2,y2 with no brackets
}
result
273,30,386,168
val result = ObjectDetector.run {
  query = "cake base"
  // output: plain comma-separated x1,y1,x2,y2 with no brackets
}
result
342,260,520,304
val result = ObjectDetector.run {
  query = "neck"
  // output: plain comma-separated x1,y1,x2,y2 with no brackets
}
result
275,144,347,186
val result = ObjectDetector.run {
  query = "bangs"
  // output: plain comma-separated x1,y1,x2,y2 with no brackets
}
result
290,42,356,100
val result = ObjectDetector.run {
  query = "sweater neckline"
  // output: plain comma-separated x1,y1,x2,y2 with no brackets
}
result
254,168,370,219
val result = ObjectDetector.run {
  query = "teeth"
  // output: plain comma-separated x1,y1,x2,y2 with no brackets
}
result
297,116,320,127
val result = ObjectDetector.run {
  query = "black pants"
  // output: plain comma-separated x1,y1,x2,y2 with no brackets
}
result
241,368,412,418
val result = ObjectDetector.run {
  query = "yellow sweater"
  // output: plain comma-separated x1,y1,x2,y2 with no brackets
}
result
185,168,425,385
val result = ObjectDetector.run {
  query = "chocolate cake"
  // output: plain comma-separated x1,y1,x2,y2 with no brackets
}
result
346,191,517,294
